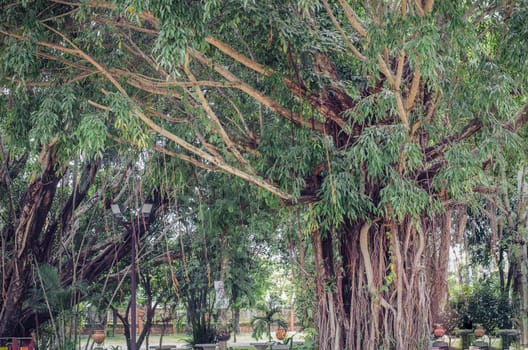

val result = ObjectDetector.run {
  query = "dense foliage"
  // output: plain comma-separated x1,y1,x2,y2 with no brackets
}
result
2,1,528,349
451,278,513,333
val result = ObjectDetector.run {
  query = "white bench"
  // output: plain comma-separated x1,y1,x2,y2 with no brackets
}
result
249,342,273,350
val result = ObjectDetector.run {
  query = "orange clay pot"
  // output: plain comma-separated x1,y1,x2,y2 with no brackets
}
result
92,330,105,344
276,327,287,341
474,325,485,338
433,324,445,338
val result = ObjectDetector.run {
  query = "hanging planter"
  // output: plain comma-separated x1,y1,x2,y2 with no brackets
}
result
92,329,105,345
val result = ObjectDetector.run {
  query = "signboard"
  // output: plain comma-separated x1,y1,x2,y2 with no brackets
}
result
214,280,229,309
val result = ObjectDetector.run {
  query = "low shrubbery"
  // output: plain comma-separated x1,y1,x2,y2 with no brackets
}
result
448,278,513,333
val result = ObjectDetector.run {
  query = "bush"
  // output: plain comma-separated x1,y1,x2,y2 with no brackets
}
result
450,278,513,333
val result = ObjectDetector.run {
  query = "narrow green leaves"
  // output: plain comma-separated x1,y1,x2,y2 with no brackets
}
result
349,125,406,179
74,113,108,159
106,92,152,149
433,146,487,199
379,170,431,220
1,35,38,86
30,85,78,147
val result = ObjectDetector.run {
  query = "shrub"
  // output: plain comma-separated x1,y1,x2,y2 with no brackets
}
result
450,278,513,333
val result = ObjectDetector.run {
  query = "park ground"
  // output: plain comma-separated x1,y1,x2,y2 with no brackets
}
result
85,333,517,350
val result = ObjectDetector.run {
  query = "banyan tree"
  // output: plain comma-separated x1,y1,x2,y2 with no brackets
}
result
1,0,528,349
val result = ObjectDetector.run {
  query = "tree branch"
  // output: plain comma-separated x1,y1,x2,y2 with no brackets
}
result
414,0,425,16
322,0,366,61
424,0,434,14
183,55,250,167
337,0,368,38
425,118,482,162
204,39,351,132
27,23,294,202
191,51,327,134
405,67,421,111
394,50,406,89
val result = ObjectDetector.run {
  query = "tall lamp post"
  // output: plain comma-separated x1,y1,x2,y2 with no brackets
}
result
111,203,153,350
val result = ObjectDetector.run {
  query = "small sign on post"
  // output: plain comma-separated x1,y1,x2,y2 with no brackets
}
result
214,280,229,309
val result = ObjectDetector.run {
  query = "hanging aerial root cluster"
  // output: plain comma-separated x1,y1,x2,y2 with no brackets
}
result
312,217,433,350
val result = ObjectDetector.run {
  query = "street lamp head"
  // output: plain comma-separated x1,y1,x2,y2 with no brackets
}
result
111,204,124,219
141,203,153,215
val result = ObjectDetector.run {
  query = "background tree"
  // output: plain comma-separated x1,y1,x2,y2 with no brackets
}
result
453,160,528,344
98,215,178,350
160,166,281,345
450,276,513,333
0,37,162,344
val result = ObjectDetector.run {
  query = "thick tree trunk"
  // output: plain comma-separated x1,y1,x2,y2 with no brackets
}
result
428,210,452,324
313,217,432,350
0,147,60,336
519,244,528,348
115,307,133,350
217,242,231,350
515,166,528,347
137,300,159,350
232,308,240,335
510,239,528,348
0,263,30,335
0,148,143,337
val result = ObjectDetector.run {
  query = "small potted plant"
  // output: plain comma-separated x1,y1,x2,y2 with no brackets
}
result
251,303,288,343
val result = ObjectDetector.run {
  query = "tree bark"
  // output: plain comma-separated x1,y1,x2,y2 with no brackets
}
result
515,166,528,347
312,218,432,350
137,275,160,350
0,146,61,336
519,243,528,348
428,210,452,324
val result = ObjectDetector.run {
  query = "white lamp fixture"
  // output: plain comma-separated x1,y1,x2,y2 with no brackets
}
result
110,204,123,218
141,203,153,215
